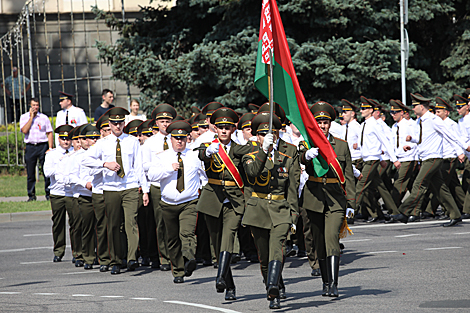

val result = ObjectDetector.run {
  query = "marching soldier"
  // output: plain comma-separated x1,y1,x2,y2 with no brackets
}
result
241,112,299,309
82,107,149,274
137,119,155,145
193,102,224,146
455,93,470,219
197,108,255,300
147,121,207,283
141,103,178,271
124,119,144,137
391,93,468,227
300,101,355,298
44,125,74,262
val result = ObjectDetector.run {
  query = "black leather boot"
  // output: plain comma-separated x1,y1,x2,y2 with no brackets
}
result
318,259,329,296
266,260,282,300
224,267,236,300
327,255,340,297
216,251,231,293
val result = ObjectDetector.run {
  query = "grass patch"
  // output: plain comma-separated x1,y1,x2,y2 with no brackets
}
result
0,175,46,197
0,200,51,214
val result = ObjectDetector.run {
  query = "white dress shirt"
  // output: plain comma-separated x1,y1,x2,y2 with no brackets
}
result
329,120,345,139
193,129,217,148
344,119,362,161
82,133,149,193
409,111,466,161
69,149,94,198
392,118,417,162
458,113,470,157
44,146,74,197
55,105,87,147
360,117,397,162
442,117,462,159
147,148,207,205
141,132,171,187
125,114,147,124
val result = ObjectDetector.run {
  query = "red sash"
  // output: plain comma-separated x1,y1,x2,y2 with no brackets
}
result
212,138,244,189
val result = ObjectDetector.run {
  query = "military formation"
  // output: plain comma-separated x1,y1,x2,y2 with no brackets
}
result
43,88,470,310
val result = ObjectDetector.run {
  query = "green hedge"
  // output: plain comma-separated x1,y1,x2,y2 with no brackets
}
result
0,132,25,167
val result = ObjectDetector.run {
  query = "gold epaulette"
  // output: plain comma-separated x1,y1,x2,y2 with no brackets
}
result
204,143,210,147
278,151,291,158
246,150,259,160
251,141,258,146
299,141,309,149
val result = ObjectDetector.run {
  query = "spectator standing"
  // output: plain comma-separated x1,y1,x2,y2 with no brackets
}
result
2,67,31,123
94,89,115,121
125,99,147,124
55,91,87,147
20,98,53,201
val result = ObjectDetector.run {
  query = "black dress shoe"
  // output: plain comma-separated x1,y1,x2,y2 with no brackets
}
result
100,265,109,272
443,217,462,227
355,213,364,220
311,268,321,276
93,258,100,265
53,256,62,263
461,213,470,219
249,255,259,263
111,265,121,275
285,245,296,257
203,259,212,266
391,214,408,224
297,250,307,258
161,264,171,271
26,196,36,202
184,259,197,277
231,254,241,264
366,217,379,223
120,259,127,269
213,262,219,268
279,287,286,299
84,264,93,270
407,215,420,223
127,260,139,271
225,288,236,300
422,212,435,219
436,214,449,220
151,262,161,269
384,218,397,224
269,298,280,310
173,276,184,283
75,260,84,267
141,257,150,267
72,257,76,263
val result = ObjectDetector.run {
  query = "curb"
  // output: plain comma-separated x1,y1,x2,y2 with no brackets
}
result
0,210,52,223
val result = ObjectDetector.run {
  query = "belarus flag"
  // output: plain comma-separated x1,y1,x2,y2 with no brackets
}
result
254,0,345,183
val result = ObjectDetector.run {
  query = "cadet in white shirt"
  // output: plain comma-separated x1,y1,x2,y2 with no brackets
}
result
55,91,87,147
141,103,177,271
391,93,468,227
455,93,470,219
148,121,207,283
44,125,74,262
192,102,224,147
82,107,149,274
341,99,362,168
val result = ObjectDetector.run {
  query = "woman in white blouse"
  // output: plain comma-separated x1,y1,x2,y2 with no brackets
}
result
125,99,147,123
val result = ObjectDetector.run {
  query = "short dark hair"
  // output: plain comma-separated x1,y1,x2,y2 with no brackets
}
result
30,97,39,104
102,89,113,97
421,103,430,110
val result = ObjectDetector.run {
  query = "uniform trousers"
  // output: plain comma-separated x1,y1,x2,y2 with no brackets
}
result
391,161,416,207
50,195,74,258
398,158,461,219
195,212,213,262
103,188,139,266
160,199,198,278
150,185,171,266
67,196,83,261
137,191,159,262
91,193,110,265
307,209,344,259
355,160,380,215
461,160,470,215
24,142,50,198
251,223,290,278
78,195,96,265
300,206,319,270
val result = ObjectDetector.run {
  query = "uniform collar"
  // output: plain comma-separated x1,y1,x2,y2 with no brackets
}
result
421,110,433,121
328,134,335,145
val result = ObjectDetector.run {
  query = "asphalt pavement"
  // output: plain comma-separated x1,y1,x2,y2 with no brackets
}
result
1,218,469,312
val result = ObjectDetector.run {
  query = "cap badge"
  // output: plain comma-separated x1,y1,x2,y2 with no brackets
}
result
222,118,227,122
64,132,68,136
163,113,168,116
116,115,120,119
178,129,183,134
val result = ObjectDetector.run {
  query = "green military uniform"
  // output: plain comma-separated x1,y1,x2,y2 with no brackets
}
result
197,107,255,300
242,112,299,310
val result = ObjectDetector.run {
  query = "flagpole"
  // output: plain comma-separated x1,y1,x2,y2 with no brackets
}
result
268,49,274,134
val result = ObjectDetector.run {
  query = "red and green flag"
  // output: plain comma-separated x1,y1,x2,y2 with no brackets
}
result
254,0,345,183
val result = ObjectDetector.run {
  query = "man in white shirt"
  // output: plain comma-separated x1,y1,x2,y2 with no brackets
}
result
148,121,207,283
142,103,177,270
55,91,87,147
391,93,468,227
455,93,470,219
341,99,361,167
193,102,224,147
82,107,149,274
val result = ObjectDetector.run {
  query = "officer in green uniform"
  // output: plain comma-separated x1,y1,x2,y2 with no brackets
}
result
300,102,355,298
242,112,299,310
197,108,255,300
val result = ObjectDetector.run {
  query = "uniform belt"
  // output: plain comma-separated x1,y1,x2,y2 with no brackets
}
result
208,178,237,186
308,176,339,184
251,192,284,200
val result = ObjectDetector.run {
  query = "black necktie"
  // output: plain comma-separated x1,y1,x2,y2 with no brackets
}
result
396,125,400,148
176,152,184,192
65,150,69,154
65,110,69,125
418,120,422,144
116,138,125,178
360,123,366,146
345,124,349,141
164,137,169,150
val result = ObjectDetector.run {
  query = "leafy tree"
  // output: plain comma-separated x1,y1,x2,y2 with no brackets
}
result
92,0,470,118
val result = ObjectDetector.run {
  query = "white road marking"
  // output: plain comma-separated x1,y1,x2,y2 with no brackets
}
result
131,298,155,301
0,292,21,294
101,296,124,298
23,233,51,237
63,271,95,275
349,219,466,229
21,261,51,265
34,293,58,296
395,234,420,238
72,294,93,297
165,301,242,313
454,232,470,235
424,247,462,251
0,247,51,253
341,239,371,243
363,251,397,254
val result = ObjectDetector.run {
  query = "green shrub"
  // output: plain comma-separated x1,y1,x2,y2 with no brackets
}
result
0,132,25,166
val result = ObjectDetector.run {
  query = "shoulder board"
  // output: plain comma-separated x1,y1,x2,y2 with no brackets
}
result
204,143,210,147
251,141,257,146
279,151,292,158
246,151,259,156
299,141,308,149
334,136,347,143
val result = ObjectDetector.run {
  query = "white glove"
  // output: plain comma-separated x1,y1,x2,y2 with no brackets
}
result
206,142,220,157
305,147,319,161
262,133,274,151
352,165,361,178
346,208,354,219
